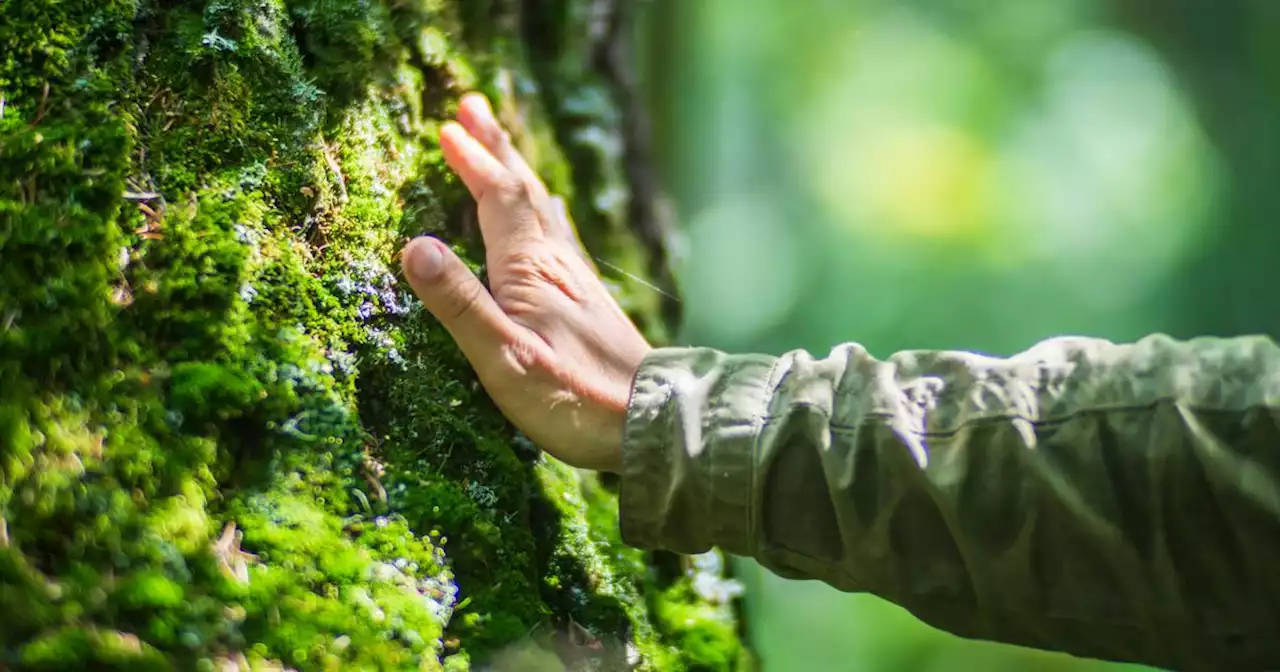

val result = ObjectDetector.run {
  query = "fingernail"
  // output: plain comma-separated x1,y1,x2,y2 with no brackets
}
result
474,93,496,122
462,93,494,123
408,237,442,280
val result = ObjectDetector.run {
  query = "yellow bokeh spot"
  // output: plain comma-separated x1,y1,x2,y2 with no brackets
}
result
815,121,995,242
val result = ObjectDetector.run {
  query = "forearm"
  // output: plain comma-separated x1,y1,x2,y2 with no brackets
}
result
619,334,1280,670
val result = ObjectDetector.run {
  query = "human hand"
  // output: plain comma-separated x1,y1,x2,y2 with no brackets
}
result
401,93,652,473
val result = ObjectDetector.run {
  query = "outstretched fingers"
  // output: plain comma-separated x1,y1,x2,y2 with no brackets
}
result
457,94,548,200
457,94,590,255
440,120,542,247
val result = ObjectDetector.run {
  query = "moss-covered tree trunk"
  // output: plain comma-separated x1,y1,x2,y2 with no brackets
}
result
0,1,745,669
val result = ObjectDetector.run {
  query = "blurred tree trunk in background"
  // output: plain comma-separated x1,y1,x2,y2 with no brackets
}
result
1114,0,1280,338
0,1,746,670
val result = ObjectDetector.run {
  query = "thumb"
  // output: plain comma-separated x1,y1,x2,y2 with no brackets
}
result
402,236,512,357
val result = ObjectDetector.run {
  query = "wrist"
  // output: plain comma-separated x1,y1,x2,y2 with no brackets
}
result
598,344,650,474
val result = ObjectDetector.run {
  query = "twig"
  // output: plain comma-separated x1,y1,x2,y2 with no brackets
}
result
318,134,348,204
123,191,161,201
32,83,49,126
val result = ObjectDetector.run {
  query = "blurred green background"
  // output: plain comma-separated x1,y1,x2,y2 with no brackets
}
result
636,0,1280,670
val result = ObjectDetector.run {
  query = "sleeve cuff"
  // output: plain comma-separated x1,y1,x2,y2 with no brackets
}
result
618,347,777,557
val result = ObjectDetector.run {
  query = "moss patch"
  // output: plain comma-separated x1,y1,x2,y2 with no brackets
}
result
1,0,747,669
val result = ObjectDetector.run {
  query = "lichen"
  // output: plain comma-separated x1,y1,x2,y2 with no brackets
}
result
1,0,747,670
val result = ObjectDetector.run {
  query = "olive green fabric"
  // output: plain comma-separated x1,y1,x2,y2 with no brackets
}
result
619,334,1280,670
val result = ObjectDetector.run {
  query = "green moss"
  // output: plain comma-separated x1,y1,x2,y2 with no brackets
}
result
651,571,750,672
1,0,747,669
19,627,170,671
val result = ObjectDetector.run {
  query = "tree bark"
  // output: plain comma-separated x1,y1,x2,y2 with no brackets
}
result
0,1,746,669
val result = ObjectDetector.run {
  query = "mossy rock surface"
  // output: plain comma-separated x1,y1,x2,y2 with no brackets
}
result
0,1,745,669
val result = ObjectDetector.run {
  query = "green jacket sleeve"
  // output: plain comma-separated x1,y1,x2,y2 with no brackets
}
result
618,334,1280,671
